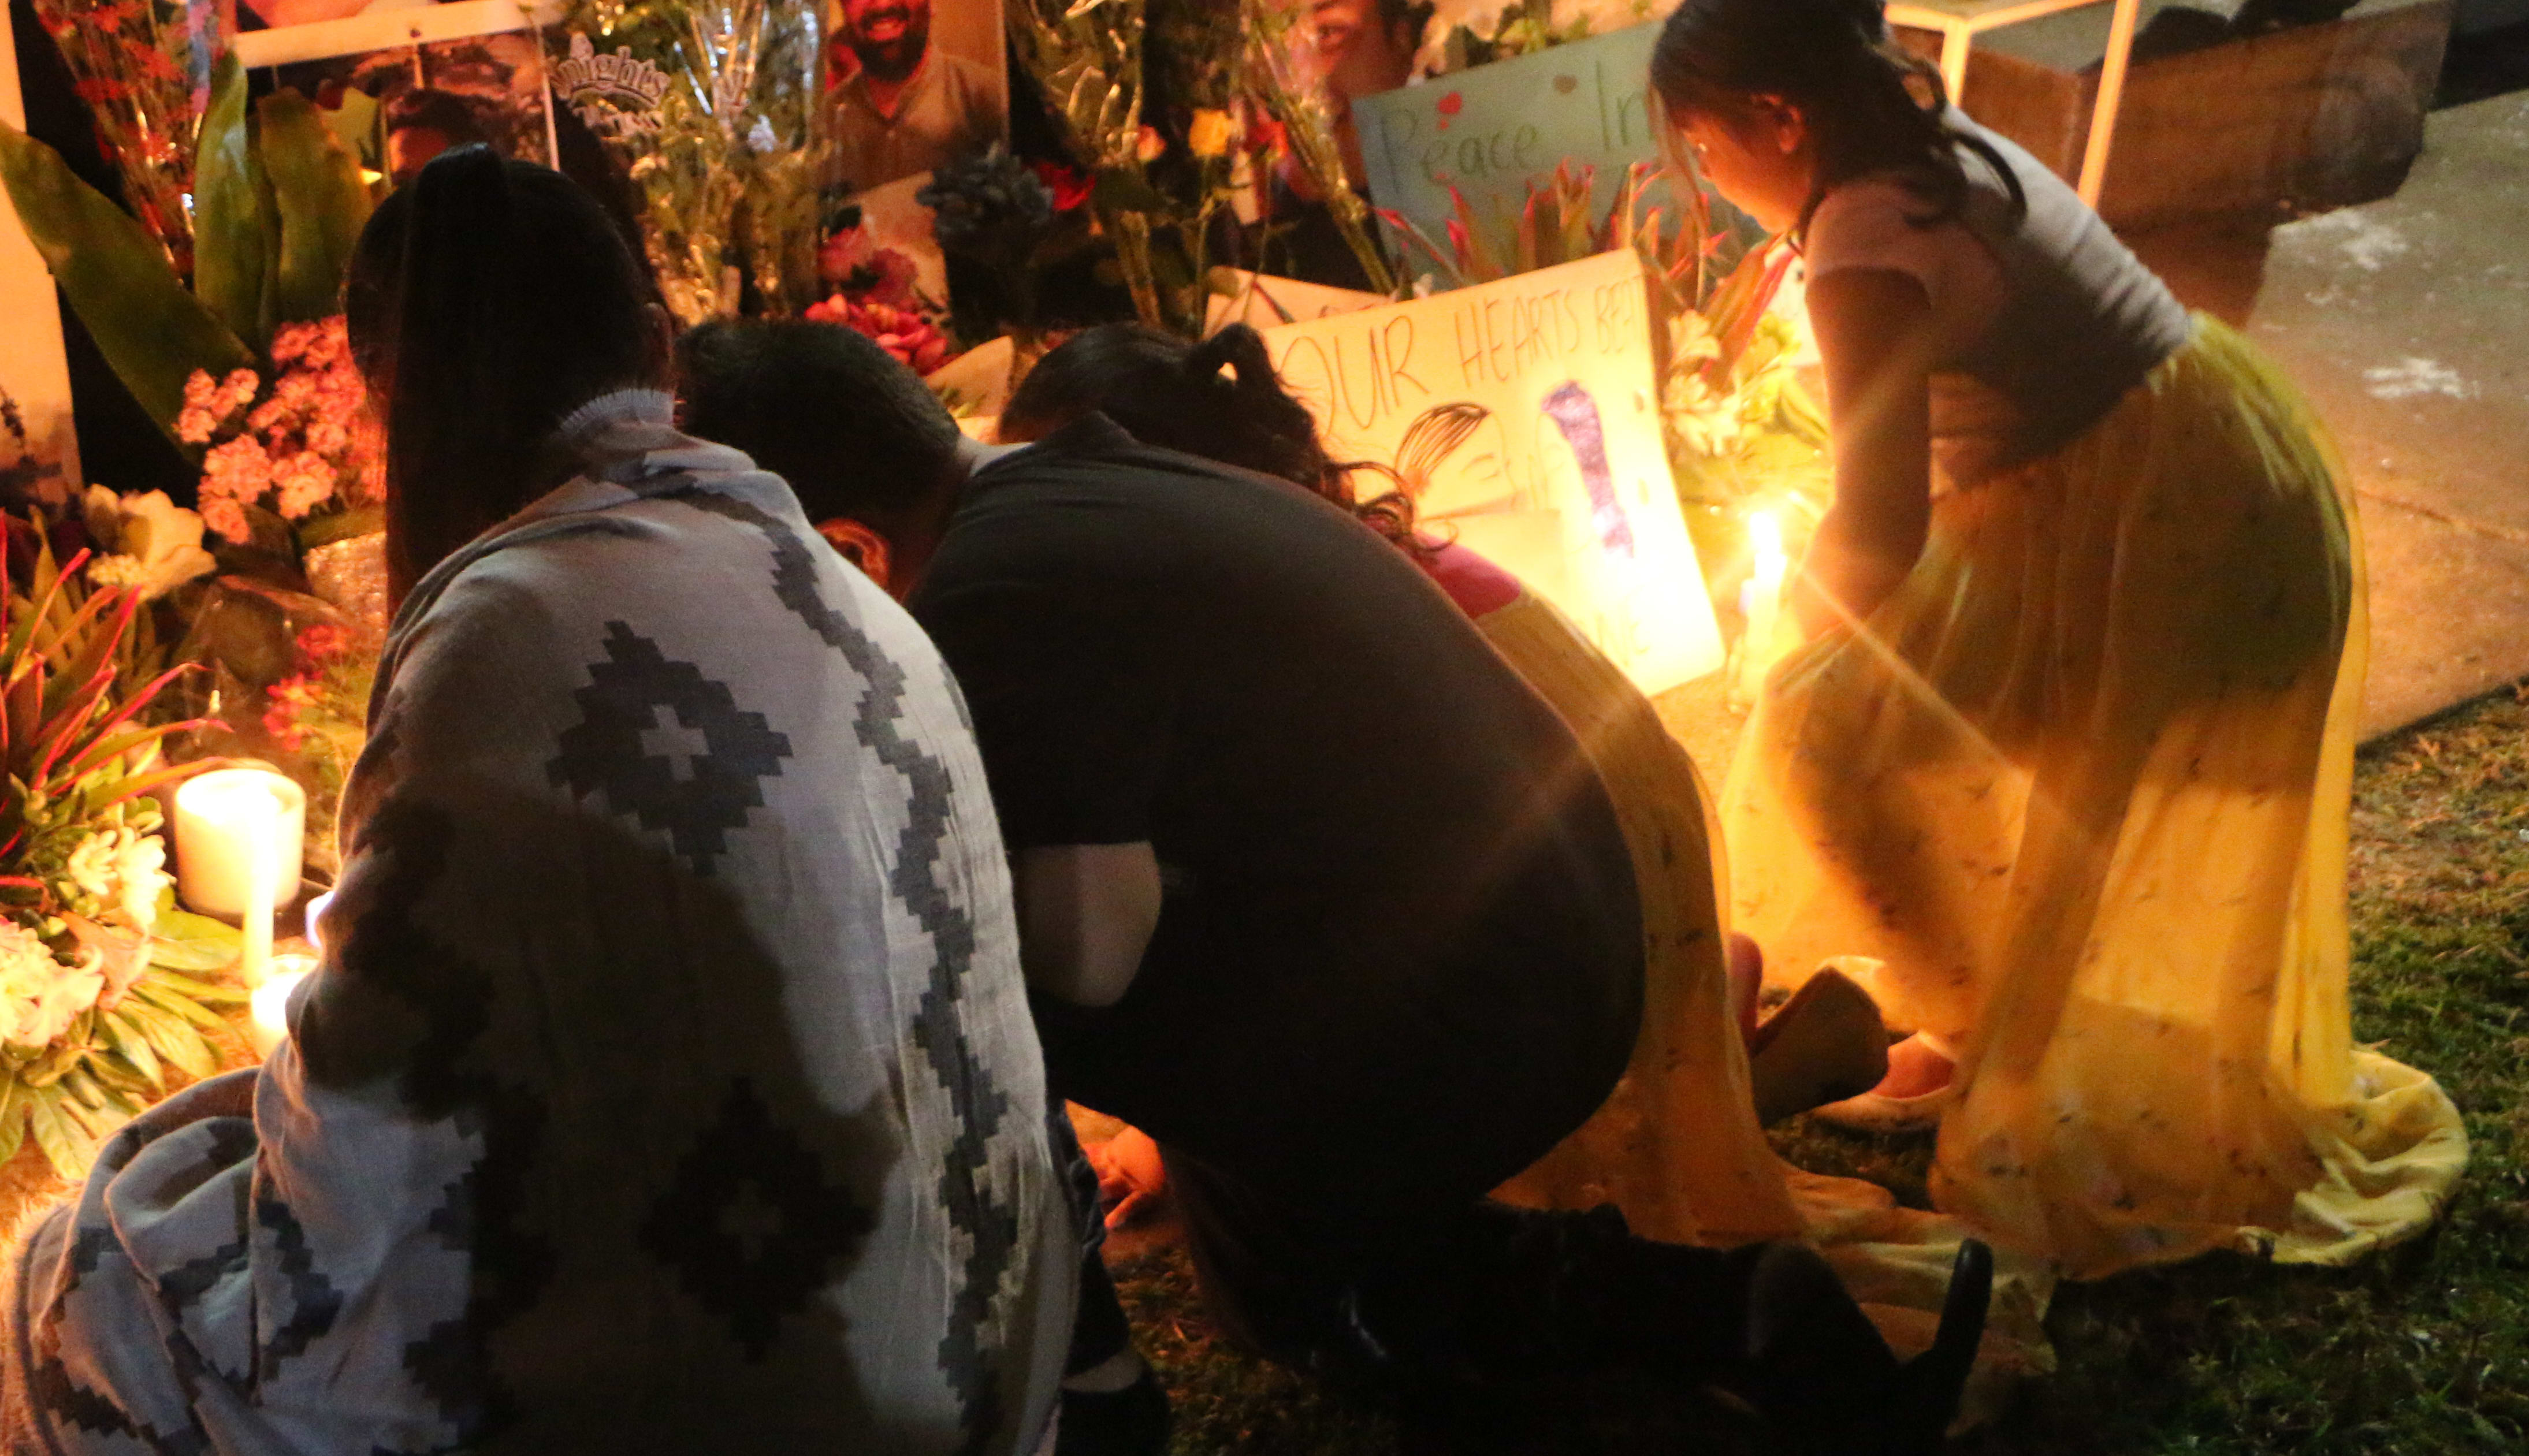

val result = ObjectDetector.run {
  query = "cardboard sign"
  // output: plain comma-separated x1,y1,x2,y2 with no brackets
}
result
1203,270,1388,335
1354,23,1670,291
1260,249,1723,694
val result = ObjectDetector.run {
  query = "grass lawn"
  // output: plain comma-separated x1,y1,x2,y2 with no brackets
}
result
1107,684,2529,1453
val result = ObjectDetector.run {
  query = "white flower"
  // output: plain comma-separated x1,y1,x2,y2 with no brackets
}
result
62,825,169,935
64,830,118,903
83,490,216,600
0,921,101,1052
111,832,169,933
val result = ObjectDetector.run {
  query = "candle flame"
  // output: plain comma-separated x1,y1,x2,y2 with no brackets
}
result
1749,509,1788,583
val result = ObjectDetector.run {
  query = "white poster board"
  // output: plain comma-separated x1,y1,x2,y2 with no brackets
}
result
0,14,77,494
1261,250,1723,694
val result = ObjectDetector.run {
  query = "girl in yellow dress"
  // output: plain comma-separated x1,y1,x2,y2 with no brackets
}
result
1653,0,2467,1276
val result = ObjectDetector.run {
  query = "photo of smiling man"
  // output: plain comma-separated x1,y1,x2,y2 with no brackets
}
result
824,0,1006,194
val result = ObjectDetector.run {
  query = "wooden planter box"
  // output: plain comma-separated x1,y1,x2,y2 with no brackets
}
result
1903,0,2456,228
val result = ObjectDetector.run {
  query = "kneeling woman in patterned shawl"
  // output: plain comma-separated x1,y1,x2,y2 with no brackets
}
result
3,148,1074,1454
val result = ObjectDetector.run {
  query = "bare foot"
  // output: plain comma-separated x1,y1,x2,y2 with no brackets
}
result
1873,1034,1956,1099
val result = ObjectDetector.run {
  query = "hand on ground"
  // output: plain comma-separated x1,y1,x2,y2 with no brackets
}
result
1086,1125,1167,1228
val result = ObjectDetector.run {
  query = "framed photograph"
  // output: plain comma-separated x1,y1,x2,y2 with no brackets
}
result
232,0,559,187
823,0,1007,195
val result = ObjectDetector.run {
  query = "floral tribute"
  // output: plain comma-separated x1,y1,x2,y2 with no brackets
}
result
804,224,954,375
260,620,375,833
26,0,205,272
0,544,239,1180
176,319,382,548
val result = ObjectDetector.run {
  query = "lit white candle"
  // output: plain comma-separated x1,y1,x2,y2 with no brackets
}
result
1735,509,1790,703
249,955,316,1059
173,769,304,921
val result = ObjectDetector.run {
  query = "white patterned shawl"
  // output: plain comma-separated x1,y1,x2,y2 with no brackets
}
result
6,391,1073,1454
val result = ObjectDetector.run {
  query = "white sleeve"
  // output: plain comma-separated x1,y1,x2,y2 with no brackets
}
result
1803,178,1963,311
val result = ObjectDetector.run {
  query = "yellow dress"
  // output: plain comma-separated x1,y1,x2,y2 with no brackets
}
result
1478,587,2055,1396
1720,317,2468,1278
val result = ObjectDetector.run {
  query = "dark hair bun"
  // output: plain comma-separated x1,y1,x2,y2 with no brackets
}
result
1185,323,1279,397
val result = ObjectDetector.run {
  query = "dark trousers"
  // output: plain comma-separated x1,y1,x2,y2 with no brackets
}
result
1162,1148,1760,1390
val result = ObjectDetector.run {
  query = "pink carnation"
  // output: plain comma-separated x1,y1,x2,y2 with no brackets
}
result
310,318,349,368
218,368,260,414
274,452,334,519
199,494,250,545
247,396,293,435
202,434,272,494
307,420,351,456
269,322,316,366
182,370,220,412
176,407,219,444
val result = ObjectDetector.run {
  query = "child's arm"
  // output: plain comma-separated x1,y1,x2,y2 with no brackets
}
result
1792,267,1942,637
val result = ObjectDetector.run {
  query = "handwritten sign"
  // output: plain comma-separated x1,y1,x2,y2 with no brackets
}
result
1262,250,1723,694
1355,23,1671,292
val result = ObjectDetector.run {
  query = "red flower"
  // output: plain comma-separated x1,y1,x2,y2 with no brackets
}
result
263,674,320,753
1029,161,1094,213
293,622,351,670
805,296,954,375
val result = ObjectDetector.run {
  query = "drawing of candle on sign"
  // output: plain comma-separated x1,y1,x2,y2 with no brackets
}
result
1542,382,1633,560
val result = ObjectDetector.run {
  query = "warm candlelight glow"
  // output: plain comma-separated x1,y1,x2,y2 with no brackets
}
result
305,890,336,957
1748,510,1787,591
249,955,316,1059
1734,509,1791,705
173,769,306,921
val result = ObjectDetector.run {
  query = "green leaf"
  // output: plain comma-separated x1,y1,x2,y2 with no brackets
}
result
127,1001,215,1080
25,1087,87,1180
135,980,235,1029
142,969,250,1006
194,52,274,353
0,122,256,440
296,504,385,550
258,90,373,325
59,1065,106,1112
0,1081,25,1168
150,908,243,973
102,1010,162,1088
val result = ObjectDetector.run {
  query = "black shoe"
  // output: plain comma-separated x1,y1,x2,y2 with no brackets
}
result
1054,1368,1171,1456
1742,1238,1992,1455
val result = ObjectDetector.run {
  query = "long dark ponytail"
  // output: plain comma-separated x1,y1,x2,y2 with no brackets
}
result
344,147,662,606
1650,0,2024,237
1003,322,1423,553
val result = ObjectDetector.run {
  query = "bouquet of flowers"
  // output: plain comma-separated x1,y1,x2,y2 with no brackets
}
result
258,619,374,874
0,546,239,1179
546,1,830,325
177,318,382,550
1239,0,1399,299
0,54,367,448
804,215,955,374
25,0,211,273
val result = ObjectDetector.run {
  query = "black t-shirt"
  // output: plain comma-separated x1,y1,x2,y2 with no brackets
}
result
912,416,1642,1207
